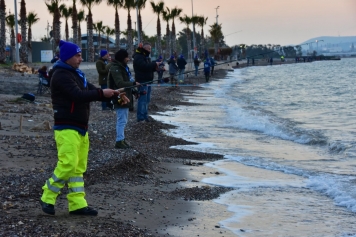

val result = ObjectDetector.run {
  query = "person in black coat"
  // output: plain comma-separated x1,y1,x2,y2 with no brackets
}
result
133,43,160,122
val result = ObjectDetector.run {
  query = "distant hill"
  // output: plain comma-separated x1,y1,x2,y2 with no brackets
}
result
299,36,356,52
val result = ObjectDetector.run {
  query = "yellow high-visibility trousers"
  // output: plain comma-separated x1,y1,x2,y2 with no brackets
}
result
41,129,89,211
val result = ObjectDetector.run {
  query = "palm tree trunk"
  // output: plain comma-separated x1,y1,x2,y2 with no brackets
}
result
72,3,78,45
127,11,133,57
114,8,120,50
65,20,69,41
214,42,218,56
10,28,15,62
201,29,205,51
0,0,6,63
186,28,191,62
165,23,170,59
27,26,32,63
171,21,176,55
53,6,61,49
138,10,143,42
106,35,109,50
156,16,161,56
87,10,94,62
98,32,101,52
19,0,28,63
77,23,82,47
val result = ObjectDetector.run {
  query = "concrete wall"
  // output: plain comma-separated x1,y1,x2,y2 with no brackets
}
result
31,42,53,62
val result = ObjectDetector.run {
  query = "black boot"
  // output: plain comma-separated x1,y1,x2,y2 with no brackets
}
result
39,200,55,215
69,206,98,216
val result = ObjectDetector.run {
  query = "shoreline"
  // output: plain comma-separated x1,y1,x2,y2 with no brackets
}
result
0,64,236,236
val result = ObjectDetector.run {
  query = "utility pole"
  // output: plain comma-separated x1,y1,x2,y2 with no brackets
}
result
14,0,20,63
191,0,196,60
215,6,219,24
135,0,141,44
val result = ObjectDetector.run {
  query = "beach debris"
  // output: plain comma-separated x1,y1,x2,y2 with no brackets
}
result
30,120,52,131
12,63,37,74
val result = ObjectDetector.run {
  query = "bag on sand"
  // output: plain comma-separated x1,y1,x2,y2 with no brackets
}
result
21,93,35,102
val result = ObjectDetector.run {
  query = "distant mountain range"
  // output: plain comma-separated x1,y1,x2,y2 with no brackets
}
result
299,36,356,52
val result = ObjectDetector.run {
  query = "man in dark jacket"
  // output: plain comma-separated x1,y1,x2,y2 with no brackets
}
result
96,49,110,110
133,43,160,122
107,49,140,149
176,54,187,83
39,40,122,217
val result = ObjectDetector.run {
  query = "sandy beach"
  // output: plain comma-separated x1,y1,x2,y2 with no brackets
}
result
0,61,238,236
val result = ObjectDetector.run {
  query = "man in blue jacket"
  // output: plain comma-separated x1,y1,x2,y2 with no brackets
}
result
177,54,187,83
39,40,123,216
210,57,217,76
133,43,160,122
204,58,211,82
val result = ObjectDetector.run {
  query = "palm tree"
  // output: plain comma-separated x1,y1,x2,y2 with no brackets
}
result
0,0,6,63
107,0,124,50
60,5,72,41
6,14,15,61
77,9,85,46
137,0,146,42
80,0,102,62
71,0,78,45
162,8,170,59
197,15,208,51
27,11,39,63
45,0,63,49
179,15,192,59
169,7,182,55
19,0,28,63
150,1,164,57
104,26,115,50
94,21,105,52
209,23,223,56
124,0,135,56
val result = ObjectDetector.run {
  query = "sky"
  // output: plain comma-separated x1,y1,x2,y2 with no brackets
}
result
5,0,356,47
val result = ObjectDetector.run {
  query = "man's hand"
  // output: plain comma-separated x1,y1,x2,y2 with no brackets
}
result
102,89,117,98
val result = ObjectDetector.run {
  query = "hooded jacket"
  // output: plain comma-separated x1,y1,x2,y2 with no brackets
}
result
51,61,107,135
96,57,108,85
107,60,135,109
133,47,157,83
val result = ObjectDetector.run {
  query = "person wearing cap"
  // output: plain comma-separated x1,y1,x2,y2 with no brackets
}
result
133,42,161,122
39,40,124,216
167,55,178,85
177,54,187,83
107,49,140,149
204,58,212,82
210,57,217,76
96,49,110,110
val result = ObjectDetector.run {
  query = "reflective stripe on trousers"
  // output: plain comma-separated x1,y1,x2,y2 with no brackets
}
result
41,129,89,211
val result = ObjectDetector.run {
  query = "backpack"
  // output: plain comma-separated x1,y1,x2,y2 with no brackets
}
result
21,93,35,102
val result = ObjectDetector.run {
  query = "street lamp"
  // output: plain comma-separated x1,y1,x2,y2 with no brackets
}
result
135,0,140,43
215,6,219,24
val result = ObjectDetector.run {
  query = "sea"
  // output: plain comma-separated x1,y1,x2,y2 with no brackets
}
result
152,58,356,237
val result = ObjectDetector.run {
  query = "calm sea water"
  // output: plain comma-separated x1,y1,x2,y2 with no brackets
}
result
153,58,356,237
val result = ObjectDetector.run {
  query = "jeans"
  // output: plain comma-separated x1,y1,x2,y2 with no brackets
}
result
157,71,164,83
137,85,151,121
115,108,129,141
194,66,199,76
100,84,107,109
178,69,185,82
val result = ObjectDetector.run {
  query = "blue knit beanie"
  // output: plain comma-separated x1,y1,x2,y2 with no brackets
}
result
100,50,108,57
180,54,184,59
59,40,81,62
170,55,175,59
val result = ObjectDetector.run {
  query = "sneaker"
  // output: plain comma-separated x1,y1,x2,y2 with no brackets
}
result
69,206,98,216
115,140,129,149
39,200,55,215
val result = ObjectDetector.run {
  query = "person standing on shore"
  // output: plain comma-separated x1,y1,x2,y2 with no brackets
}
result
96,49,110,110
210,57,217,76
167,55,178,85
133,42,160,122
177,54,187,83
39,40,123,216
193,55,200,76
204,58,211,82
107,49,140,149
